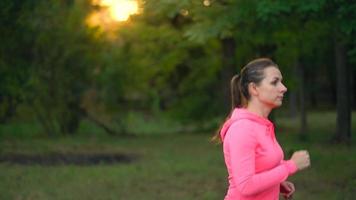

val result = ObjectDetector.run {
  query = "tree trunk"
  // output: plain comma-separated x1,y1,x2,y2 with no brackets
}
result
351,65,355,109
33,103,59,136
0,96,18,123
81,108,129,136
289,92,298,118
59,101,82,135
308,68,318,108
334,40,351,144
84,112,119,136
289,65,298,118
220,37,236,112
297,61,308,141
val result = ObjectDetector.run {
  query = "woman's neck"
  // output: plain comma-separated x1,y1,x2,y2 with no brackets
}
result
246,103,272,118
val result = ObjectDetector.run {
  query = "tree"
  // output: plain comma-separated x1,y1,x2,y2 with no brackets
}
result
330,0,356,144
18,0,100,135
0,0,33,123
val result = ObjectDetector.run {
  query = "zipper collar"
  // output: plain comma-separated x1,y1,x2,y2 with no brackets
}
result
220,108,274,141
231,108,274,127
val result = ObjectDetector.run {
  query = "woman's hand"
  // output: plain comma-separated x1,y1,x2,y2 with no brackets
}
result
290,150,311,170
280,181,295,200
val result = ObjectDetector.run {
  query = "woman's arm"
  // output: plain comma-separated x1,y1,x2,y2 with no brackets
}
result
226,124,297,196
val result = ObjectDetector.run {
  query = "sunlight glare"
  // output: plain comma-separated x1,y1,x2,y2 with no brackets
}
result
95,0,139,22
203,0,211,7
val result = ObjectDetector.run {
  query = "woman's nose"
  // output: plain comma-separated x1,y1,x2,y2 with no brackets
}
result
281,83,287,93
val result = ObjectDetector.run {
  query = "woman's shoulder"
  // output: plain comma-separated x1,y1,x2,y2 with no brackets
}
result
230,118,263,129
227,119,259,136
224,119,259,146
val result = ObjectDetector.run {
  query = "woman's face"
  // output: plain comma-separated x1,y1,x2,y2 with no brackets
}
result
254,67,287,108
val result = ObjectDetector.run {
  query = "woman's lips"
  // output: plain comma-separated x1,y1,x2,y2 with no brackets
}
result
277,96,284,100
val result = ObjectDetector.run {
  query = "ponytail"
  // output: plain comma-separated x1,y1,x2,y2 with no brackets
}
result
211,74,246,144
231,74,247,109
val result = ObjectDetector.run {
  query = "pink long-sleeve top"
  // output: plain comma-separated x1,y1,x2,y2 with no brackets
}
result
220,108,298,200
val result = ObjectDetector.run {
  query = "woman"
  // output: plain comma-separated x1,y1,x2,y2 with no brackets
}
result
214,58,310,200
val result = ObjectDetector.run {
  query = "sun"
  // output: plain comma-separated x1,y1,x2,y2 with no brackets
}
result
93,0,139,22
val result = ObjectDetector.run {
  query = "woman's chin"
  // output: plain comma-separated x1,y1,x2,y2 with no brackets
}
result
273,101,283,108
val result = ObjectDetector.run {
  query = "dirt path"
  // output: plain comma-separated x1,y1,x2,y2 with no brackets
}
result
0,152,136,166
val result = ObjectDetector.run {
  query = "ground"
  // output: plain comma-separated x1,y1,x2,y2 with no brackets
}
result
0,111,355,199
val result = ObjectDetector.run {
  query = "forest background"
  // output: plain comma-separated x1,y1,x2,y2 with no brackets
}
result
0,0,355,199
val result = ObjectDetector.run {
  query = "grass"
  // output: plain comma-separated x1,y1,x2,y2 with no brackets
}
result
0,111,355,200
0,134,226,200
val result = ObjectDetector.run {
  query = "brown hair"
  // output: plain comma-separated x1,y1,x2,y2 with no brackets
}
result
212,58,279,143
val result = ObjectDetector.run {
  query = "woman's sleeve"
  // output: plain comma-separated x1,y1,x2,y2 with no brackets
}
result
226,123,298,196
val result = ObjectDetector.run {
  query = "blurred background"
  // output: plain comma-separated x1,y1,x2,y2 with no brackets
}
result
0,0,355,199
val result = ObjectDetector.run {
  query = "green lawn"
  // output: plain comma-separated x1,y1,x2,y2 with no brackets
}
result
0,134,226,200
0,111,355,200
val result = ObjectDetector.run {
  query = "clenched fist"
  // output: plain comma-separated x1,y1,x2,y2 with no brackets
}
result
290,150,311,170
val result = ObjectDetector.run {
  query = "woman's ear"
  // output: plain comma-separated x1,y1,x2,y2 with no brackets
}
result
248,82,259,96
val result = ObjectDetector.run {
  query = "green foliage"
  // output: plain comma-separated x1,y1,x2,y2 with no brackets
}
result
0,0,34,122
1,0,356,136
0,0,101,135
94,2,224,121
